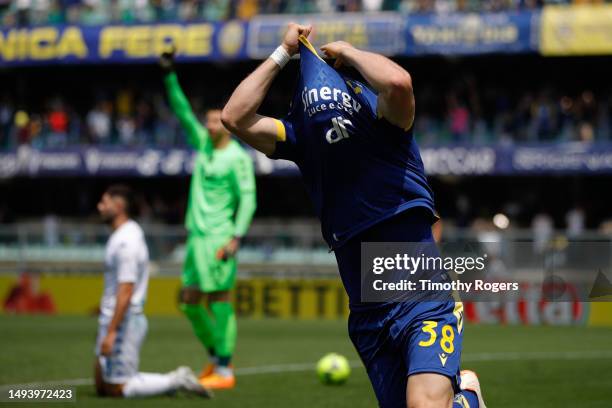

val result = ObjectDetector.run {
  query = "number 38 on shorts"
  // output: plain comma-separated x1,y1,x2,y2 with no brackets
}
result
414,302,464,369
418,321,456,353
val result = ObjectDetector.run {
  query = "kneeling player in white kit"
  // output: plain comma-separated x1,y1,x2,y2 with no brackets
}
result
94,185,212,399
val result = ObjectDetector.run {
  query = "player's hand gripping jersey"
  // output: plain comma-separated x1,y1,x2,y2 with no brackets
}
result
270,37,436,249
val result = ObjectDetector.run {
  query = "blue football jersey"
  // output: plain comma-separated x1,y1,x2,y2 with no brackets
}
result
271,37,436,248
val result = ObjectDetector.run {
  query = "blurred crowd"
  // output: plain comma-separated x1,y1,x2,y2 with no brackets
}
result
1,81,610,150
1,0,610,27
414,81,611,145
0,90,187,149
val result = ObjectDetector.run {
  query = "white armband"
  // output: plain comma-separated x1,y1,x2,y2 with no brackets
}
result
270,46,291,69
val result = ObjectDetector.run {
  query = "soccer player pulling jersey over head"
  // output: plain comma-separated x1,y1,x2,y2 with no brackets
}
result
221,24,486,408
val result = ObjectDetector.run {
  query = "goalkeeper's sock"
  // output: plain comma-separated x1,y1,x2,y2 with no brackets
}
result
210,301,237,369
122,372,178,397
180,303,216,351
453,390,480,408
207,348,218,365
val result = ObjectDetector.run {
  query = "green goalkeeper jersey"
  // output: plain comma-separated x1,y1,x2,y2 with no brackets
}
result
164,72,256,237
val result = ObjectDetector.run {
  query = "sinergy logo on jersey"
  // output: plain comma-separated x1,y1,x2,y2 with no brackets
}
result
302,86,362,118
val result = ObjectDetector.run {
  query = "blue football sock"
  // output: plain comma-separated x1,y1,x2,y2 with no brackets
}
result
453,390,479,408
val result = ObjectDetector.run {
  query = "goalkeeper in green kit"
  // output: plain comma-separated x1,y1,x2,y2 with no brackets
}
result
160,47,256,390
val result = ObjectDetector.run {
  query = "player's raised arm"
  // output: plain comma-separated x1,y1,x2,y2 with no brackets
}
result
160,47,210,150
221,23,311,156
321,42,415,131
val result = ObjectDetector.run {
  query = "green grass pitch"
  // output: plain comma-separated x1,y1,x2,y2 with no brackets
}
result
1,315,611,407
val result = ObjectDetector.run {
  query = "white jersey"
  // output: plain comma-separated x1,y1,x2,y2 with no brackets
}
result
100,220,149,320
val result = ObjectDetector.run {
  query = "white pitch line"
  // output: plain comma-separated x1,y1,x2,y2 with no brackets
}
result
0,378,93,389
2,350,612,390
236,362,316,375
462,350,612,362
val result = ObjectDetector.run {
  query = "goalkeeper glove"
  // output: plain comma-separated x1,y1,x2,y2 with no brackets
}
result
159,44,176,73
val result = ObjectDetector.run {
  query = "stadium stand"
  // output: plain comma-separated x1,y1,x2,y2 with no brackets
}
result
1,0,595,28
1,66,610,149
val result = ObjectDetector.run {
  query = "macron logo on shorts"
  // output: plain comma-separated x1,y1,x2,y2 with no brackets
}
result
438,352,448,366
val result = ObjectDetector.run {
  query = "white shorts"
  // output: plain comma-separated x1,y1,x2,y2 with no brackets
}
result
95,313,147,384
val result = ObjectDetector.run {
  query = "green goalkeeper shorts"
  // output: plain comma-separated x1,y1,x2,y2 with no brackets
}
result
182,235,237,293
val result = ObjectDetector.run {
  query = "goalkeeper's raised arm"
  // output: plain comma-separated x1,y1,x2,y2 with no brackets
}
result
160,47,210,150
